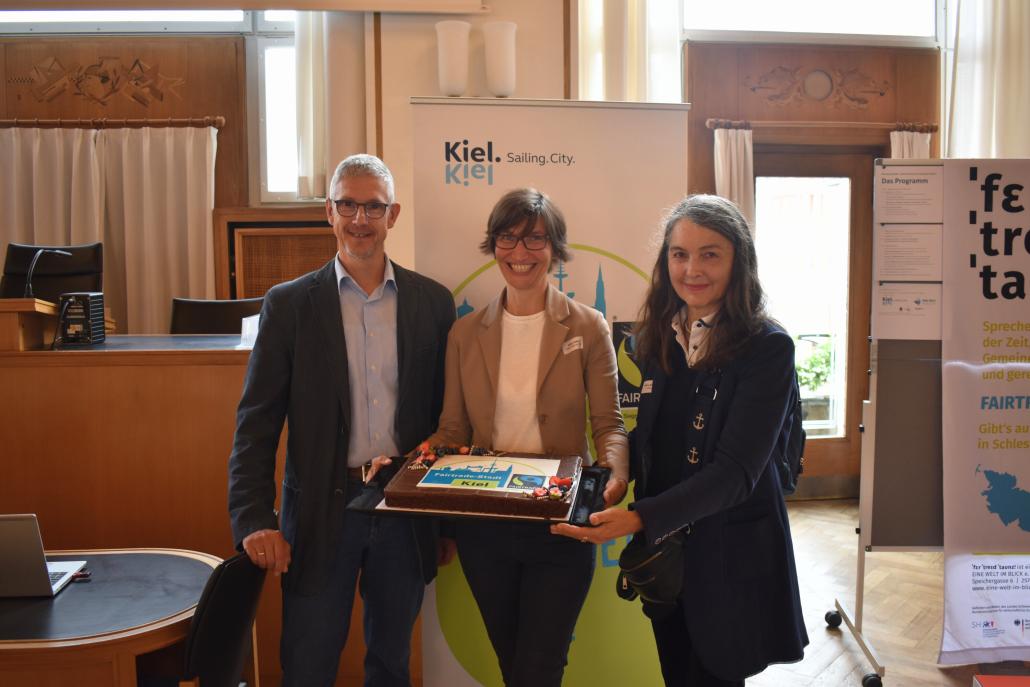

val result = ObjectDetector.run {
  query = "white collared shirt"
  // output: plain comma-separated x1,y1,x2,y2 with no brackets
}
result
671,308,717,368
334,255,400,467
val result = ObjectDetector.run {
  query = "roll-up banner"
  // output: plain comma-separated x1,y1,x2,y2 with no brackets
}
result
941,160,1030,665
412,97,689,686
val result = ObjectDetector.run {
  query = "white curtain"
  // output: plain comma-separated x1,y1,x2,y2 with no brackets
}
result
578,0,681,102
713,128,755,231
0,128,102,247
890,131,932,159
296,10,328,199
946,0,1030,157
99,127,218,334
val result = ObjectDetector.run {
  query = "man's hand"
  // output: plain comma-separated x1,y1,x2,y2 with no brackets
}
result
550,507,643,544
602,476,629,507
363,455,394,483
437,537,457,566
242,529,291,575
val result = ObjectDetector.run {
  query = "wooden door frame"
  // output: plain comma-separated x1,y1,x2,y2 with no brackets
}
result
755,144,885,493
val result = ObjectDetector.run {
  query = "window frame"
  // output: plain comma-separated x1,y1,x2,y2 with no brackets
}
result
0,10,253,35
680,0,944,49
253,34,299,204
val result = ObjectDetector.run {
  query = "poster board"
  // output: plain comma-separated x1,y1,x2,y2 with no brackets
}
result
867,160,945,549
411,97,691,687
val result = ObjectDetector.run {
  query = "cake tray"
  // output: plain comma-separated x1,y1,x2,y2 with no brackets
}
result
347,465,611,526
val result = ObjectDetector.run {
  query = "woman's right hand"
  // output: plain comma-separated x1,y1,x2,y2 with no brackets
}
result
363,455,394,483
550,506,643,544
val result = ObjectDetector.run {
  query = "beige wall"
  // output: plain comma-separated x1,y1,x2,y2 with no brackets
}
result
375,0,566,268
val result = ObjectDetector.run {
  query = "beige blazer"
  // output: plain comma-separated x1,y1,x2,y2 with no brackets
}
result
428,285,629,481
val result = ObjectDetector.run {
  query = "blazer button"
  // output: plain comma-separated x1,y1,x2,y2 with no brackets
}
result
334,488,344,496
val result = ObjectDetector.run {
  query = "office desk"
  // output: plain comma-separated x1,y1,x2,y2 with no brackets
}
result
0,336,400,686
0,548,220,687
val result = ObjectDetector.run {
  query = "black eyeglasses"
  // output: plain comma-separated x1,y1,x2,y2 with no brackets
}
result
495,233,549,250
332,199,391,219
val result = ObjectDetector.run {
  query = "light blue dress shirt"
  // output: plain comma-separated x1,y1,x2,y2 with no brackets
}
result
334,256,401,467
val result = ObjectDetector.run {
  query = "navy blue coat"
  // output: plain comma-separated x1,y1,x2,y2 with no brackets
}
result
630,324,808,681
227,259,455,595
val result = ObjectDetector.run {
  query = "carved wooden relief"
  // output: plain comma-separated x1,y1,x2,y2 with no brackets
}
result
745,64,889,109
28,55,184,107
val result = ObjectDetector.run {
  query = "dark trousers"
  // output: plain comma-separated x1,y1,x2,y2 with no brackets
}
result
455,519,594,687
280,481,424,687
651,600,745,687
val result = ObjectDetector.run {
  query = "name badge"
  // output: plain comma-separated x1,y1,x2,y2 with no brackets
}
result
641,380,654,394
562,336,584,354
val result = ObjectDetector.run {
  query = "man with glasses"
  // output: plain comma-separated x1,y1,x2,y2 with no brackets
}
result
228,154,456,686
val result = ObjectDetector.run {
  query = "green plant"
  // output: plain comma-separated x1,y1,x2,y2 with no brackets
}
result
797,339,832,393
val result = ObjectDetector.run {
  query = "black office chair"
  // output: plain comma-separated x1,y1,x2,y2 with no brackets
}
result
169,297,264,335
0,241,103,303
139,553,266,687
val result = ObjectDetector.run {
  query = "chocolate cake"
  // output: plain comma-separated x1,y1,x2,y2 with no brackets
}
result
383,447,582,519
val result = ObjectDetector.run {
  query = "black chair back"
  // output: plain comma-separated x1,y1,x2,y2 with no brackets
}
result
183,553,266,687
170,297,263,335
0,242,103,303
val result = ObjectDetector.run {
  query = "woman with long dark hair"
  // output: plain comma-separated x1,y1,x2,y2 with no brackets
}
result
554,194,807,685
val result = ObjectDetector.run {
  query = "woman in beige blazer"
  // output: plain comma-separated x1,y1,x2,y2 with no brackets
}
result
429,188,628,687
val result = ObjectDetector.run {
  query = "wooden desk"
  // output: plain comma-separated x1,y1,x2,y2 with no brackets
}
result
0,336,396,686
0,548,219,686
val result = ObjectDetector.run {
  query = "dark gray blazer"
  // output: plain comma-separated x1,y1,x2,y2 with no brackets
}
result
630,324,808,680
228,258,455,595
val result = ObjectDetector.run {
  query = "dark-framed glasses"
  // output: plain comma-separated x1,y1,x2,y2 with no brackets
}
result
495,233,549,250
333,199,391,219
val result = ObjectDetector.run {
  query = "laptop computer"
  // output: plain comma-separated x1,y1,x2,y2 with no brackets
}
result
0,514,86,597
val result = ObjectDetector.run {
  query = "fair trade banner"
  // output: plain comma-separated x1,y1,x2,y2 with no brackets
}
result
940,160,1030,665
412,97,689,687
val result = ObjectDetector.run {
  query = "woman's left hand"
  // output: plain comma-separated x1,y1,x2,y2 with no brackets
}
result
550,507,643,544
602,476,628,507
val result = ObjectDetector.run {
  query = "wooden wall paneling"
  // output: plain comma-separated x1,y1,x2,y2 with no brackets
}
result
895,48,942,156
212,206,330,299
683,42,740,194
736,45,897,123
0,36,247,207
234,227,336,299
0,44,7,116
683,42,941,194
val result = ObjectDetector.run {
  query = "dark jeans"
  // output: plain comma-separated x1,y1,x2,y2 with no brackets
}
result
651,600,745,687
455,519,594,687
281,481,424,687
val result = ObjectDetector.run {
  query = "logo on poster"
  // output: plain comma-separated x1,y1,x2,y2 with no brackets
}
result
442,138,579,187
444,139,500,187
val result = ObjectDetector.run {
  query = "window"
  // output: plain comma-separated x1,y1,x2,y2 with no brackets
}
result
755,177,851,437
254,11,299,201
257,36,299,201
682,0,940,46
0,10,250,33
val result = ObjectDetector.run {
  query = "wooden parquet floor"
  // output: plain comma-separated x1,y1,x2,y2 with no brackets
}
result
752,499,1029,687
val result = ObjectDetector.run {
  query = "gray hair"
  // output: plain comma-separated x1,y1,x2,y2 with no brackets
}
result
635,194,768,371
327,154,395,203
